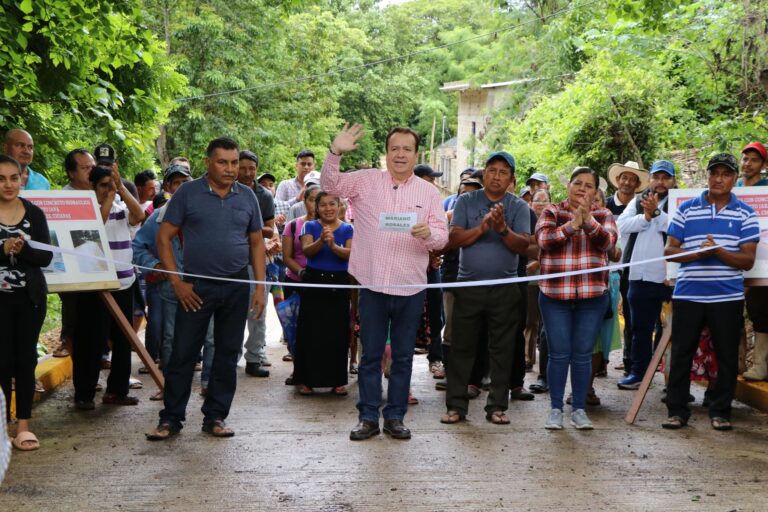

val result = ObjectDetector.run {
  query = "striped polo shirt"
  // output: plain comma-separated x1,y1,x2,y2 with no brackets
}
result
106,201,136,290
667,191,759,303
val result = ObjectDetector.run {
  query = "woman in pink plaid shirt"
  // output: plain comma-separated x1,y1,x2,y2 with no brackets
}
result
535,167,617,431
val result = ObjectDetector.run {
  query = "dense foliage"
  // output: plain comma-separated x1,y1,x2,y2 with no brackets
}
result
2,0,765,189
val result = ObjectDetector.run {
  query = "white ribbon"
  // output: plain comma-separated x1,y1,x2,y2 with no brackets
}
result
27,235,763,290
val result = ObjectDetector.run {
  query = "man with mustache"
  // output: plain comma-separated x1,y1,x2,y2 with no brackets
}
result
616,160,676,389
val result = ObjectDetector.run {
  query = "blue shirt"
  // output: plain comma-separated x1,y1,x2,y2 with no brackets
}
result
451,190,531,281
668,191,760,303
736,177,768,187
22,167,50,190
301,220,353,272
443,194,457,212
163,176,263,277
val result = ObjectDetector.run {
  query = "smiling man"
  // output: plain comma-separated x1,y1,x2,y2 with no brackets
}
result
321,123,448,441
616,160,676,390
663,153,759,431
147,137,266,441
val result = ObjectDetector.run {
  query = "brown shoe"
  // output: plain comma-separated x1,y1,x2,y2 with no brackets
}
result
102,393,139,405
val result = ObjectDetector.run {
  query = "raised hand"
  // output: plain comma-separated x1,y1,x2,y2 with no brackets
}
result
640,192,659,221
330,123,365,155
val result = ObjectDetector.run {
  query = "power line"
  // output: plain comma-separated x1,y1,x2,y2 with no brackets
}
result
177,0,601,102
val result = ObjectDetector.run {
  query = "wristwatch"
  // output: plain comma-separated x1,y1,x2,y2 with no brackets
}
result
652,208,661,218
498,227,510,237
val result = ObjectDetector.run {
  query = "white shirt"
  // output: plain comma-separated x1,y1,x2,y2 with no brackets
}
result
616,195,669,283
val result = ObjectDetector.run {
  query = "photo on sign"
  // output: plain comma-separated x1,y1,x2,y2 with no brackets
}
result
43,229,66,274
70,229,108,273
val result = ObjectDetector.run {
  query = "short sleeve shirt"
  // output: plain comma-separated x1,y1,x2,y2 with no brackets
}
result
668,191,759,303
163,177,263,277
253,183,275,222
301,221,353,272
451,190,531,281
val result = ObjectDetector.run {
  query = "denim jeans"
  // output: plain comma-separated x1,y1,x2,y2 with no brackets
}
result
144,283,163,361
627,280,671,376
243,265,269,364
357,289,425,422
160,296,214,385
159,277,248,428
426,268,444,363
539,292,609,410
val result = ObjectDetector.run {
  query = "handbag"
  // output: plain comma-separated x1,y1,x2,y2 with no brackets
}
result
276,292,300,355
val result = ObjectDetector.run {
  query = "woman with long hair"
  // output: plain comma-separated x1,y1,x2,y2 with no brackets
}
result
0,155,52,450
294,192,353,395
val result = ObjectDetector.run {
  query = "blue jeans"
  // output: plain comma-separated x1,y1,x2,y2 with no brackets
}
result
357,289,425,422
539,292,609,410
160,296,214,385
144,283,163,361
426,268,444,363
243,265,269,364
627,280,671,377
159,277,248,428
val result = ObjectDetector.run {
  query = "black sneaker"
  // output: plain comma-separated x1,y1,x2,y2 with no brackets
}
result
245,362,269,378
349,421,380,441
383,419,411,440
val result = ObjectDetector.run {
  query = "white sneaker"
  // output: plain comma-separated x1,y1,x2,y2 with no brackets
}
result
570,409,594,430
544,409,563,430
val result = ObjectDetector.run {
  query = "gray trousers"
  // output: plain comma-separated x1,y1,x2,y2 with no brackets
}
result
243,265,270,364
446,284,522,415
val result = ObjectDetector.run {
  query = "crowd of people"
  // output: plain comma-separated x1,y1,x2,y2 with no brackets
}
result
1,124,766,449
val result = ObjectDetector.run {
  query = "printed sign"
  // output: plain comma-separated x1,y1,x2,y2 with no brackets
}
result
20,190,120,292
379,212,417,233
667,186,768,280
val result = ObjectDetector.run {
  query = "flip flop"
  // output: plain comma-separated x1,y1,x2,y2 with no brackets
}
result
146,422,180,441
440,410,466,424
711,417,732,431
486,411,511,425
298,385,314,395
12,431,40,451
202,420,235,438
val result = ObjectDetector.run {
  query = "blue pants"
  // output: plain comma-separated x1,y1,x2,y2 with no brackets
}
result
539,293,609,410
159,278,249,429
144,283,163,361
357,289,425,422
627,280,671,377
160,296,214,386
426,268,444,363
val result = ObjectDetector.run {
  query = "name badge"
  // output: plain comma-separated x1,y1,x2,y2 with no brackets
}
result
379,212,417,233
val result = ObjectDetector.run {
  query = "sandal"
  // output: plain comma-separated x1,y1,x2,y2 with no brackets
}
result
282,354,293,362
150,390,164,401
711,417,732,431
284,375,295,386
102,393,139,406
332,386,348,396
661,416,687,429
12,431,40,451
349,364,358,375
408,393,419,405
202,419,235,438
486,411,510,425
440,410,466,424
145,422,180,441
298,385,314,395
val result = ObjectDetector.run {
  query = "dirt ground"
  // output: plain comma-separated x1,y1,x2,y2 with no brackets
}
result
2,307,768,512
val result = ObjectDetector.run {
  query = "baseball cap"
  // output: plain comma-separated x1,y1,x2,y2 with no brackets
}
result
257,172,276,184
163,163,192,181
519,185,532,197
239,150,259,165
93,143,116,166
706,153,739,173
650,160,675,176
485,151,515,172
460,167,476,179
470,168,484,180
413,164,443,178
741,142,767,161
525,172,549,185
304,170,321,187
460,177,482,188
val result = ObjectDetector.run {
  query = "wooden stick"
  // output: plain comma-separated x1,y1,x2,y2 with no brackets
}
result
625,309,673,424
98,290,164,391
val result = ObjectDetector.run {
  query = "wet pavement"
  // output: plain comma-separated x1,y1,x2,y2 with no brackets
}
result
2,306,768,511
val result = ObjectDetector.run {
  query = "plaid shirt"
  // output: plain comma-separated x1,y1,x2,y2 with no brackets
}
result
535,200,617,300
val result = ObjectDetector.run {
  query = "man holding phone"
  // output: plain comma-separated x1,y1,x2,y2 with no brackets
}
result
616,160,676,389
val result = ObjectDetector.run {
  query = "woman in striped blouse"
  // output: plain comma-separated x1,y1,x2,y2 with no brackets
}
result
535,167,617,431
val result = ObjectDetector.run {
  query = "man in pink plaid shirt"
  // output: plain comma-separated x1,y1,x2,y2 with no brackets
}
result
320,123,448,441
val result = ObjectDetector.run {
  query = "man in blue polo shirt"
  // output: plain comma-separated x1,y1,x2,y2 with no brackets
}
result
663,153,759,431
147,137,266,441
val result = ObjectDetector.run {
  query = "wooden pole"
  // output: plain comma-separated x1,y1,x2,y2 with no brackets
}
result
625,309,672,424
98,290,164,391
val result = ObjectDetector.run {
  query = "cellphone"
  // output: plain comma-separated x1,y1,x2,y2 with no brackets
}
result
641,189,653,199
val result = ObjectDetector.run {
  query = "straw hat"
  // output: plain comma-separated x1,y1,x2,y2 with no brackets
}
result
607,161,649,191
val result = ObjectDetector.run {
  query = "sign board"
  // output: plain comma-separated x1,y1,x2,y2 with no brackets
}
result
667,187,768,281
20,190,120,293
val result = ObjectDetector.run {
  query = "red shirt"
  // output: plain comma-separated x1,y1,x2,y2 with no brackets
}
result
536,200,617,300
320,153,448,296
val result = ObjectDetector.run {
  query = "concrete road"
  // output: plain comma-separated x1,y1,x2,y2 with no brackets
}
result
2,305,768,511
